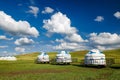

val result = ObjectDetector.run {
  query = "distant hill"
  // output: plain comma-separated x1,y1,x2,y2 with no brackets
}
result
104,49,120,58
16,49,120,62
16,52,39,60
71,49,120,58
16,52,58,61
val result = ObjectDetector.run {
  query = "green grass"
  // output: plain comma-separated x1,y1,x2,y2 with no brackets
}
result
0,60,120,80
0,49,120,80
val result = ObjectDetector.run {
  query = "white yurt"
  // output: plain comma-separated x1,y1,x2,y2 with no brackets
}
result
0,56,17,61
56,51,72,64
84,49,106,66
36,52,49,63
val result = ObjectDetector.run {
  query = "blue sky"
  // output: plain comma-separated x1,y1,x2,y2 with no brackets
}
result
0,0,120,56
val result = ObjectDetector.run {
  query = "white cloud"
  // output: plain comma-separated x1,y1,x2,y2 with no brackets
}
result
94,16,104,22
14,37,34,46
0,11,39,37
42,11,120,51
15,47,25,52
43,12,77,34
43,12,120,50
43,12,88,51
42,7,54,14
65,33,87,42
0,35,13,40
95,45,106,50
89,32,120,50
43,12,86,42
53,41,88,51
114,11,120,19
27,6,39,17
89,32,120,45
55,39,64,43
53,42,78,50
53,32,120,51
0,46,8,48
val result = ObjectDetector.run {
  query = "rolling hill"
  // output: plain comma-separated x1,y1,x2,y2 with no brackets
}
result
16,49,120,63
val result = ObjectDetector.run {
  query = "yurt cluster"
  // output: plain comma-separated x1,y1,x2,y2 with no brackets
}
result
0,49,106,67
36,49,106,66
0,56,17,61
36,51,72,64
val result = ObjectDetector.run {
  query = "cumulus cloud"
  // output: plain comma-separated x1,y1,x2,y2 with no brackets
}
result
94,16,104,22
0,35,13,40
53,42,78,50
15,47,25,52
0,46,8,48
42,7,54,14
114,11,120,19
89,32,120,50
0,11,39,37
43,12,86,42
53,32,120,51
43,12,77,34
27,6,39,17
89,32,120,45
53,41,88,51
43,12,120,51
14,37,34,46
65,33,88,42
42,12,88,51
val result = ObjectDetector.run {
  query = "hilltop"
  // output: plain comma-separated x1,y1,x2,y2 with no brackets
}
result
16,49,120,62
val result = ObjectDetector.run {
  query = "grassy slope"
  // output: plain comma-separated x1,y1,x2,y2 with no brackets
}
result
0,49,119,80
104,49,120,58
104,49,120,64
16,52,39,60
71,49,120,59
16,49,120,62
16,52,58,61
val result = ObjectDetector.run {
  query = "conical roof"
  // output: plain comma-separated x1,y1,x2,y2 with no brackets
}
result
86,49,105,57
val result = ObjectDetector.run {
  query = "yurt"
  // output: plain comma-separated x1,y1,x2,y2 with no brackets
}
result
84,49,106,66
36,52,49,63
56,51,72,64
0,56,17,61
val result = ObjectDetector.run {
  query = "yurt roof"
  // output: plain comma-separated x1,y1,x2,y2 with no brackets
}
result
88,49,102,54
40,52,48,55
85,49,105,56
60,51,66,54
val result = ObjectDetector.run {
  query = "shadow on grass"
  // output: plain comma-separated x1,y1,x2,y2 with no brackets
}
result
110,67,120,69
110,64,120,69
50,63,71,66
72,63,120,69
72,63,106,69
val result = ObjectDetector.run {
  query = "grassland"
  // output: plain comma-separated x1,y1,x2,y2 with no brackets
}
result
0,49,120,80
